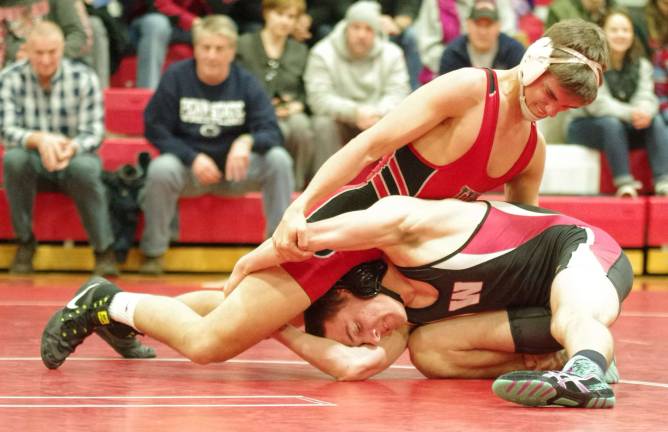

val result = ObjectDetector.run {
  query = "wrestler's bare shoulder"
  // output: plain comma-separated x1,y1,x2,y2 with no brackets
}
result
424,68,489,108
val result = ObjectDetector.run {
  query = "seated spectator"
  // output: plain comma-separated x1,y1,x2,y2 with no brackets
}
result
414,0,518,82
378,0,423,90
304,1,422,89
0,0,91,68
304,1,410,172
306,0,355,44
139,15,294,275
439,0,525,75
120,0,264,89
236,0,315,190
546,0,611,27
647,0,668,122
567,9,668,197
0,21,117,275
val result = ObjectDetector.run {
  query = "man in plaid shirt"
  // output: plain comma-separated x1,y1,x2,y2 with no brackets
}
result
0,20,117,275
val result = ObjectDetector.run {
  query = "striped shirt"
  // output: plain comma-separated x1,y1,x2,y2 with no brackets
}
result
0,58,103,152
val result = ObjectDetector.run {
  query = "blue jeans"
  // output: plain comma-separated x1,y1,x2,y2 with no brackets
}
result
128,13,172,89
391,26,422,90
139,148,294,257
567,116,668,186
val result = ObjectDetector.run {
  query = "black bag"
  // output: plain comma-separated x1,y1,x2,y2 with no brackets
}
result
102,152,151,263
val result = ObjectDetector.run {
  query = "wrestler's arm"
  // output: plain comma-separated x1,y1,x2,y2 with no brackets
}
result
304,195,468,252
223,239,284,293
273,324,410,381
276,69,484,254
504,133,545,206
223,198,413,293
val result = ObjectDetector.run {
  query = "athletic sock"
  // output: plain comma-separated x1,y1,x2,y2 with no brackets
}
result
565,350,608,377
108,292,147,330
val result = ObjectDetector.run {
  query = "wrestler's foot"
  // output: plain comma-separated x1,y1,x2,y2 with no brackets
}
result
95,326,155,359
604,358,620,384
41,277,130,369
523,351,619,384
492,355,615,408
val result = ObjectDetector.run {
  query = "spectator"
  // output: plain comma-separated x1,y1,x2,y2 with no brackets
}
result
304,1,422,89
306,0,355,43
377,0,423,90
304,1,410,172
119,0,191,89
414,0,518,81
439,0,525,75
0,21,117,275
0,0,92,68
647,0,668,122
236,0,315,190
567,9,668,197
139,15,294,275
546,0,612,27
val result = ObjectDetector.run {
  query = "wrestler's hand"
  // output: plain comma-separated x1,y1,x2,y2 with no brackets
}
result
272,205,314,262
223,259,247,295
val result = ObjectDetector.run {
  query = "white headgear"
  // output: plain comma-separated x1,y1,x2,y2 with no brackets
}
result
518,37,603,87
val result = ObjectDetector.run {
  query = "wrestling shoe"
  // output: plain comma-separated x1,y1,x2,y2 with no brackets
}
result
605,358,620,384
64,277,155,359
41,277,126,369
95,326,155,359
492,356,615,408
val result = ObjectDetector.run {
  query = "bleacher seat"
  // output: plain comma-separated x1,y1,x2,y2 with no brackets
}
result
110,43,194,88
104,88,153,136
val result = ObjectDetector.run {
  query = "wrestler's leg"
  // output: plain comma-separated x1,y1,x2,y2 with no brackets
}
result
133,267,310,364
41,268,310,368
548,266,620,364
493,251,629,408
174,290,226,316
408,310,566,379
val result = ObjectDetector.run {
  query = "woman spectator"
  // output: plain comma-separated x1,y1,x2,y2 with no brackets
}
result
568,8,668,197
647,0,668,123
236,0,314,190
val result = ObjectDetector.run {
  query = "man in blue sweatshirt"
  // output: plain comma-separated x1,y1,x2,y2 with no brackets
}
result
139,14,294,274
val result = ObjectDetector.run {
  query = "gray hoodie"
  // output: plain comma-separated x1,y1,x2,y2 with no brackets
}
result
304,18,410,125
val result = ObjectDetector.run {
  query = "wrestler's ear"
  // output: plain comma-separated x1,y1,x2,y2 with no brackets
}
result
519,37,553,86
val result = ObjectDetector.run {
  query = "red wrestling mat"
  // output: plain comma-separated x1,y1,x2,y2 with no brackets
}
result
0,275,666,432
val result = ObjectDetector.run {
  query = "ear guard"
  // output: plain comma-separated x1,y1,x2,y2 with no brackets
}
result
519,37,603,87
334,260,404,305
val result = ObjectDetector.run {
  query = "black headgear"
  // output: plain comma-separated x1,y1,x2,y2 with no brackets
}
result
334,260,404,305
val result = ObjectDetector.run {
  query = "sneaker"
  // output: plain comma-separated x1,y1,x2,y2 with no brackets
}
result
655,180,668,196
139,255,163,275
61,279,154,359
41,277,125,369
9,238,37,274
615,181,642,198
492,356,615,408
604,358,620,384
93,247,119,276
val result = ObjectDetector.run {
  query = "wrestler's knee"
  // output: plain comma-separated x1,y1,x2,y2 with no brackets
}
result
180,328,228,365
408,332,459,378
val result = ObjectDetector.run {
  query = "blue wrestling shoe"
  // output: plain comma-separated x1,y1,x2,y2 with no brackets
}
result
41,277,144,369
492,356,615,408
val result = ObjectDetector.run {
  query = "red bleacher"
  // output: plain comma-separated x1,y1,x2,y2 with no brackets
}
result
110,43,194,89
